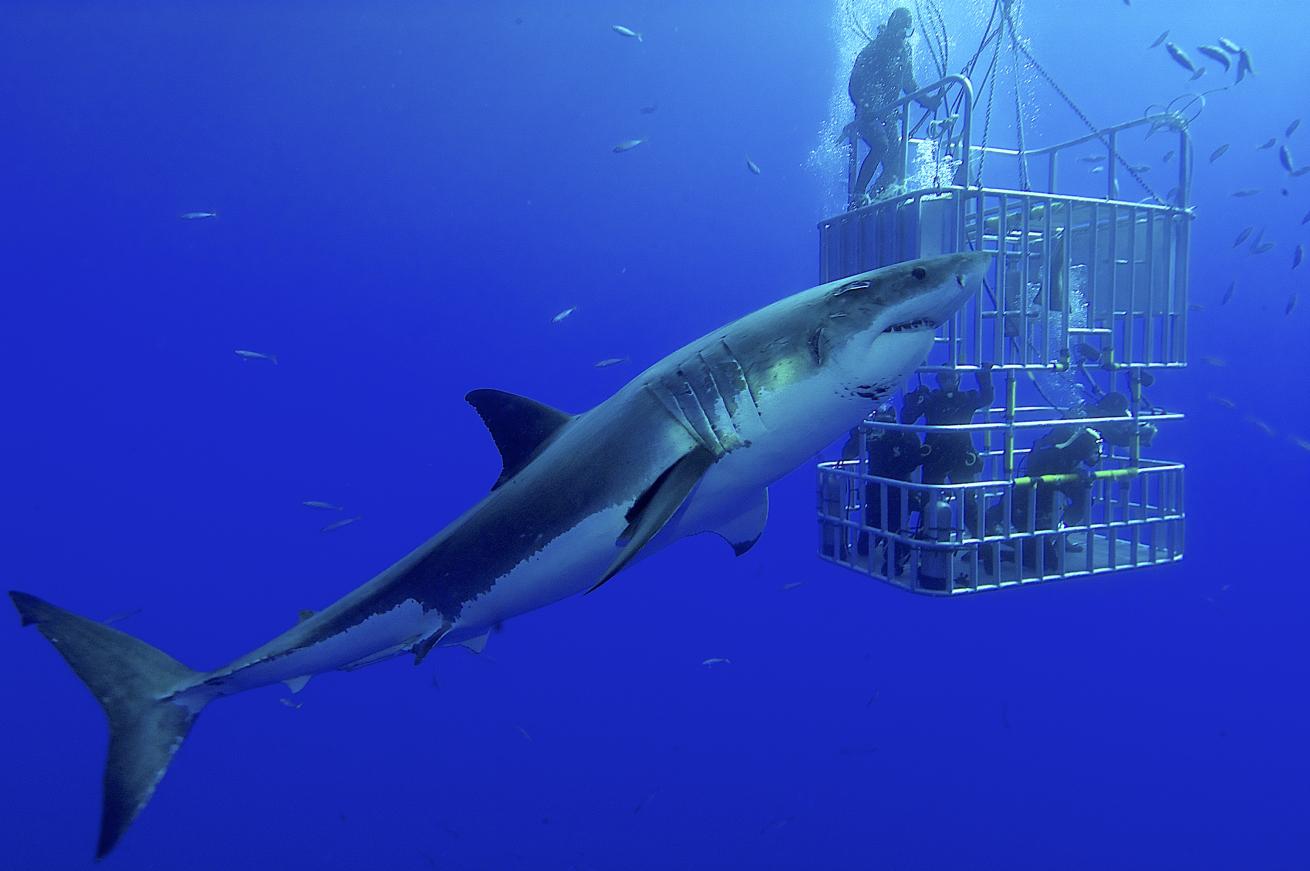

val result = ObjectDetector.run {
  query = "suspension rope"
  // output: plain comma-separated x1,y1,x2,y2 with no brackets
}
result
1007,17,1031,191
914,0,946,80
976,22,1003,186
927,0,949,74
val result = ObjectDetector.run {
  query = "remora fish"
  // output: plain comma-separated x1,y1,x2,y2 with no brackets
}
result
9,250,992,857
1235,49,1255,83
1217,37,1242,54
234,349,278,364
179,211,217,220
611,24,642,42
1164,43,1198,75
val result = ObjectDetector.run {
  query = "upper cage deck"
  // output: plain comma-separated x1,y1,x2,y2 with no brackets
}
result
818,76,1194,372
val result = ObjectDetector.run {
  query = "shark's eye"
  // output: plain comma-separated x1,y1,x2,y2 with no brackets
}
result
912,266,927,280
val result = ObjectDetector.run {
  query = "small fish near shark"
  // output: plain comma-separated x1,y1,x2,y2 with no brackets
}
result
8,251,990,857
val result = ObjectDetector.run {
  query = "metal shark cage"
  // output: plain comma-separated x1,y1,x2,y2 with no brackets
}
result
817,74,1191,595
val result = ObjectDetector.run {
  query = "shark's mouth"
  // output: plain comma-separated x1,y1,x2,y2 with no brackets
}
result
883,317,937,334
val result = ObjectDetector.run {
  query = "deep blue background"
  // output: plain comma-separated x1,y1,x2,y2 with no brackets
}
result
2,2,1308,869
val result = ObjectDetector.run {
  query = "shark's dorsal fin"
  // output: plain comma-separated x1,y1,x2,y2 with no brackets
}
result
709,489,770,556
465,389,573,490
589,447,717,593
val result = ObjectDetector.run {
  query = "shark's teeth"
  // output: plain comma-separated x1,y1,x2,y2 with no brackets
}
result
882,318,937,334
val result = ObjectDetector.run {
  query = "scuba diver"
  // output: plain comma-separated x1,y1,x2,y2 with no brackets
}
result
903,364,995,489
844,6,942,207
851,405,928,573
1081,391,1158,450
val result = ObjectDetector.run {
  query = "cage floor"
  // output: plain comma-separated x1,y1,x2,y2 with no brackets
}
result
820,527,1183,595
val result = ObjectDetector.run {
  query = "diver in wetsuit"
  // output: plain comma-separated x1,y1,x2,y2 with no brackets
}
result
845,7,941,207
853,406,928,570
903,365,995,487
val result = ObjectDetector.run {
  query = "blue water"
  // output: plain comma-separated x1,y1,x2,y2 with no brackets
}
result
2,2,1308,868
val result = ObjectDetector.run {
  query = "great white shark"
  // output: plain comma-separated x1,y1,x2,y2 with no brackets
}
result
10,250,991,857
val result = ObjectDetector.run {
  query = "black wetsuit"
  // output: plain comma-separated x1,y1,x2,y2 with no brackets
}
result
865,428,925,534
847,28,928,202
903,374,995,486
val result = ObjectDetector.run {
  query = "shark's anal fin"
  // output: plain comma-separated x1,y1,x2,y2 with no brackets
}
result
465,389,573,490
283,675,312,694
589,447,716,593
710,489,769,556
458,631,490,654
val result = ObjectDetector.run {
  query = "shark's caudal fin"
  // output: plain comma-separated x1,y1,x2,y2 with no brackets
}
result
9,591,206,858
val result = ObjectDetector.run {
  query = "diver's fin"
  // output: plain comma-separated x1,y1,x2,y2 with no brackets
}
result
465,389,573,489
709,489,770,556
589,448,716,593
8,591,206,859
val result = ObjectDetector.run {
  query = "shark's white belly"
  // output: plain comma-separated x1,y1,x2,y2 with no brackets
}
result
444,504,631,641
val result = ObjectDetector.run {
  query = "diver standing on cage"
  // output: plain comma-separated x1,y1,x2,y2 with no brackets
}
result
844,6,941,207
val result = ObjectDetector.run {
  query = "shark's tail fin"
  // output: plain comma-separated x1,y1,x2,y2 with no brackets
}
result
9,591,206,858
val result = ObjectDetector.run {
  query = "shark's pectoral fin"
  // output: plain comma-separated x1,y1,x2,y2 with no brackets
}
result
588,448,717,593
465,389,574,490
709,489,769,556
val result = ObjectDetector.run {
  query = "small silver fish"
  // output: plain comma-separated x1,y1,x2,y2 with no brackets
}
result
1200,355,1227,368
612,138,646,153
1252,241,1276,255
779,581,804,591
1164,43,1196,73
611,24,642,42
1288,292,1299,316
1231,188,1261,197
320,515,362,533
1148,31,1169,49
1246,415,1276,436
180,211,217,220
1196,45,1231,71
1090,165,1105,174
594,357,627,368
1235,49,1255,83
1162,150,1176,163
1233,227,1253,247
302,500,344,511
516,725,534,743
1129,163,1151,173
745,155,762,175
1208,394,1237,409
639,104,658,114
234,349,278,364
1289,435,1310,453
552,306,576,323
1303,209,1310,225
1209,144,1229,163
701,657,732,668
1280,145,1295,173
1288,119,1301,138
1221,281,1236,304
1294,244,1304,269
279,698,303,710
1258,138,1277,150
1078,155,1106,164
